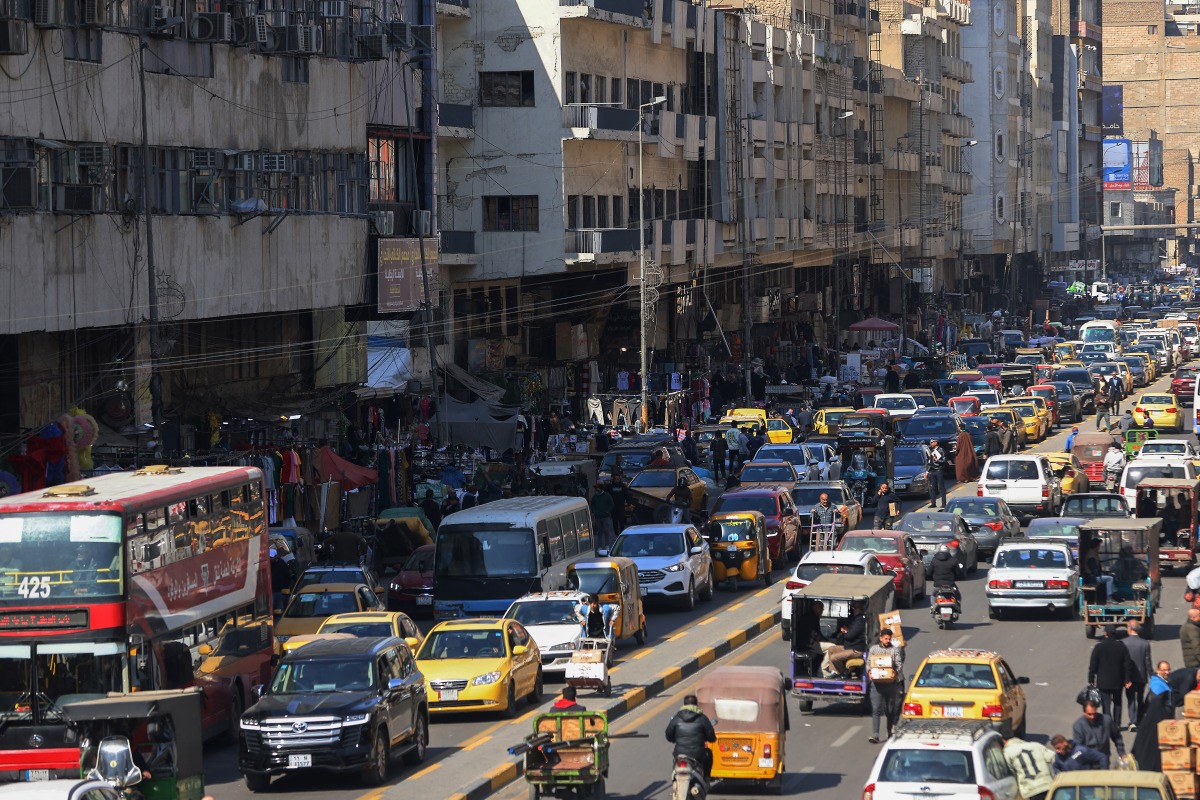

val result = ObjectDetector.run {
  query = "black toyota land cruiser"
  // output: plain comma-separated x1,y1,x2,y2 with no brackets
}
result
239,636,428,791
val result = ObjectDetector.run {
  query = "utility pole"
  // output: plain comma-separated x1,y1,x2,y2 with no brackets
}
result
638,96,666,429
137,39,163,433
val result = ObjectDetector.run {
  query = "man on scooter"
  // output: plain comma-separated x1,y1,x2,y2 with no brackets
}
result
666,477,694,523
1103,444,1126,492
930,543,962,606
666,694,716,779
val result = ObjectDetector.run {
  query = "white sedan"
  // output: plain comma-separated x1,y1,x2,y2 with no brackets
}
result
779,550,889,639
985,542,1078,619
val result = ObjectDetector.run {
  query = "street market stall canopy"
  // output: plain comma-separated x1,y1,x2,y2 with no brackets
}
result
313,446,377,490
848,317,900,332
430,395,520,452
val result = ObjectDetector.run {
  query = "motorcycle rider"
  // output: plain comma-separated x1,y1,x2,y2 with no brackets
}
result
665,693,716,779
930,543,962,606
665,477,694,523
1103,443,1127,491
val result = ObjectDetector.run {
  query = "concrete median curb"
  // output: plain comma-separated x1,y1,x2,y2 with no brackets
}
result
445,609,782,800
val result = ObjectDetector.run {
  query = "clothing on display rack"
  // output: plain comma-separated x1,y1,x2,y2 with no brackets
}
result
586,397,606,425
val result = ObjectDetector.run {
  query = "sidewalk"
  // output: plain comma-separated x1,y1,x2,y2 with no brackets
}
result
385,587,782,800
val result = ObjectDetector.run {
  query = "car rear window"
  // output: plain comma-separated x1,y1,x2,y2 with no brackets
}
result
741,465,795,482
1049,787,1165,800
714,495,779,516
904,417,959,438
994,548,1068,569
792,487,848,508
1064,496,1128,514
984,460,1041,480
878,748,976,784
1056,370,1091,384
795,563,866,581
1123,464,1186,488
914,662,998,689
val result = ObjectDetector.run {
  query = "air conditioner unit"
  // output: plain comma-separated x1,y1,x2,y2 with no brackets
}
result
412,209,430,236
0,167,37,210
408,23,432,51
354,32,386,59
371,210,394,236
232,152,256,171
287,23,321,53
76,143,111,166
190,11,232,41
384,19,408,47
0,18,28,53
319,0,347,16
55,184,100,213
80,0,104,26
33,0,58,27
261,153,290,172
189,149,218,170
246,13,268,44
145,3,178,35
261,24,287,52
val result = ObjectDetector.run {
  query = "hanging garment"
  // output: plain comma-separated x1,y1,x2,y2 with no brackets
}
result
586,397,606,425
611,399,634,427
616,371,630,391
281,449,302,484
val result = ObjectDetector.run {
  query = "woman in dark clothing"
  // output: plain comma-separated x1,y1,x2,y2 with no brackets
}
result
1131,663,1175,772
954,429,980,483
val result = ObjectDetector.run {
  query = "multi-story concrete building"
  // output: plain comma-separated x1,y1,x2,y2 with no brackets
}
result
0,0,433,447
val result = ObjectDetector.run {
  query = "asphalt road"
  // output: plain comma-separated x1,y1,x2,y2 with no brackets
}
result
202,362,1197,800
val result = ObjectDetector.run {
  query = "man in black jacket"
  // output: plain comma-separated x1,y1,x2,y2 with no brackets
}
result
665,694,716,778
1072,699,1126,762
1088,624,1136,729
983,421,1004,458
826,601,869,675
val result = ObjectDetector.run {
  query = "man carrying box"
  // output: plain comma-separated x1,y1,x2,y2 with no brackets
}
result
866,628,904,745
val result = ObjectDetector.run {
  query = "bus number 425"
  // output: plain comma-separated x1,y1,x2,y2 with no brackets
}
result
17,576,51,598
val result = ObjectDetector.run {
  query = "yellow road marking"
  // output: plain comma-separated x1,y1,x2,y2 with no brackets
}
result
630,649,654,660
407,763,442,782
727,602,746,612
462,735,492,751
698,616,717,625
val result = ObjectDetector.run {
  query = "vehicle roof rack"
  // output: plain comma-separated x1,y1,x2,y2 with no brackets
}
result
892,719,994,741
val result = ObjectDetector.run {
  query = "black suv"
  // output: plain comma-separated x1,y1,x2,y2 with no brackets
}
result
1046,381,1082,424
1054,368,1097,413
239,636,428,791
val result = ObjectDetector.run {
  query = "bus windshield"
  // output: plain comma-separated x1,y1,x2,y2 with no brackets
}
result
0,647,124,724
1081,327,1115,343
0,513,122,601
434,526,537,579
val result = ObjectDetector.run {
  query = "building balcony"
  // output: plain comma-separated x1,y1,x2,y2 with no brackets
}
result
941,113,973,139
885,149,919,172
1072,19,1101,42
437,103,474,138
436,0,469,17
944,170,973,195
562,104,640,140
802,219,815,241
834,0,867,28
799,160,815,181
922,234,946,258
566,227,642,259
883,75,921,102
936,0,971,24
942,55,974,84
1080,70,1102,93
922,164,943,185
559,0,647,24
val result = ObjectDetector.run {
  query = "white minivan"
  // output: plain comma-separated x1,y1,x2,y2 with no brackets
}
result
1119,458,1197,504
977,454,1062,519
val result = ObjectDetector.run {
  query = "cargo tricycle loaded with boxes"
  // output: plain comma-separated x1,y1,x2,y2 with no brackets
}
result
512,711,610,800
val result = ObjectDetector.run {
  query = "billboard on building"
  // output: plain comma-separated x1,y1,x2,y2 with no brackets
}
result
1101,86,1124,135
378,238,440,314
1102,139,1131,190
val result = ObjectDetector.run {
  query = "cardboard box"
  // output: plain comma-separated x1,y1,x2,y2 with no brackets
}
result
1188,720,1200,743
1166,771,1198,798
878,611,905,647
1161,720,1191,747
867,654,897,683
1186,691,1200,719
1163,747,1195,771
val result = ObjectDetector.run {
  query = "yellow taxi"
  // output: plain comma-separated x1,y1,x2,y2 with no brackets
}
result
1048,768,1175,800
626,466,708,519
813,407,854,434
1053,342,1078,362
1044,453,1091,494
416,617,542,717
318,610,424,648
718,407,767,432
1135,392,1185,432
764,417,796,444
1001,400,1049,442
1022,396,1055,429
273,583,385,651
902,648,1029,737
1057,360,1085,370
1125,350,1157,382
976,408,1028,449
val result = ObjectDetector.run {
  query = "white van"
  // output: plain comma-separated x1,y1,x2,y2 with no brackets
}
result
977,454,1063,519
1119,458,1198,504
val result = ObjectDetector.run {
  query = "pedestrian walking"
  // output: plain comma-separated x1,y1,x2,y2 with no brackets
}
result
1095,388,1113,432
746,426,765,459
866,629,904,744
1051,735,1109,771
1064,426,1080,451
1072,699,1126,762
955,428,980,482
681,430,699,465
1182,608,1200,668
1109,375,1125,414
1088,624,1136,729
998,421,1018,454
1003,737,1056,800
927,439,948,509
710,430,727,480
1122,621,1152,730
724,422,742,475
874,483,900,530
736,427,750,467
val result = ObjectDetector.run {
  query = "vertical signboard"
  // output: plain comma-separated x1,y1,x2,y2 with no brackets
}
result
378,238,440,314
1101,86,1124,135
1102,139,1131,190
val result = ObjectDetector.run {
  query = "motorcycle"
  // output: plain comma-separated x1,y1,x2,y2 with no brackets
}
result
931,584,961,629
671,754,709,800
1104,467,1122,492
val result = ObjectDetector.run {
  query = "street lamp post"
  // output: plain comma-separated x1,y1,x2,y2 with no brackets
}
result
895,131,914,356
638,96,666,431
741,111,763,404
834,110,853,374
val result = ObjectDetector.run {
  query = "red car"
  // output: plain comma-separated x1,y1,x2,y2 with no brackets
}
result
837,530,928,608
386,543,435,615
1172,366,1198,406
710,486,802,562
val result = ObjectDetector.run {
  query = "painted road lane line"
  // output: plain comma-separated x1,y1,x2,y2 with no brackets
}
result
831,726,862,748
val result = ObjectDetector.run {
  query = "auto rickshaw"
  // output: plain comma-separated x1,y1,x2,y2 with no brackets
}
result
1124,427,1158,458
1078,517,1162,639
515,710,610,800
566,557,648,646
62,688,206,800
789,573,896,712
705,511,771,590
1072,432,1119,486
370,508,434,574
695,666,789,792
1134,477,1199,571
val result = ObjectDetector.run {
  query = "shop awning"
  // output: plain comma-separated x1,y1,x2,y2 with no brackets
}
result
313,446,377,490
848,316,900,332
430,395,519,451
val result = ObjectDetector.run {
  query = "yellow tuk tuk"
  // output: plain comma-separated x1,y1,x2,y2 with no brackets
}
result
706,511,772,591
696,666,789,793
566,557,648,646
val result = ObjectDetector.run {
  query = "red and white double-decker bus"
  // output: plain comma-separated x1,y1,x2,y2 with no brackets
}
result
0,465,273,781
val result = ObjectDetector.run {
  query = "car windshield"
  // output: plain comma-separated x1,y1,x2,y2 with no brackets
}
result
945,499,1001,517
878,749,976,784
984,460,1041,480
840,416,878,430
504,600,580,627
841,536,900,554
631,471,681,488
893,449,927,467
876,397,916,409
285,591,360,618
823,411,850,425
1140,395,1174,405
270,659,374,693
710,518,758,543
741,465,795,482
897,517,956,535
1123,464,1186,486
1140,442,1189,455
1056,370,1091,384
320,621,393,637
914,662,998,689
994,548,1068,569
715,496,778,516
418,628,507,660
904,418,958,437
795,562,865,581
611,532,685,558
295,570,368,591
792,488,846,507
